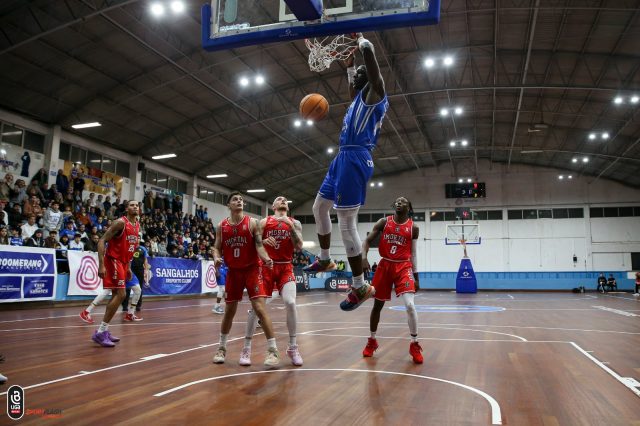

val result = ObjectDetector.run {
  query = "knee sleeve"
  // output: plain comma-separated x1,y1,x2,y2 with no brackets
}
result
337,207,362,257
312,194,333,235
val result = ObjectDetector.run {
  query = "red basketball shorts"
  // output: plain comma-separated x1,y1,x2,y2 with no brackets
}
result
371,259,415,301
225,264,267,303
103,256,127,290
263,262,295,294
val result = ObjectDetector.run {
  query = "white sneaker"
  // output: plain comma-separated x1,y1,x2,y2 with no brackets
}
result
213,347,226,364
264,347,280,367
633,293,639,297
212,305,224,315
239,347,251,366
286,345,303,366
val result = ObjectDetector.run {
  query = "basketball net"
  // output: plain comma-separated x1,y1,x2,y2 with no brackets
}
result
305,34,358,72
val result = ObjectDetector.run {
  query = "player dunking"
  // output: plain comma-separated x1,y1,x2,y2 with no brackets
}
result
304,33,388,312
242,196,304,366
212,192,280,366
92,200,140,347
361,197,423,364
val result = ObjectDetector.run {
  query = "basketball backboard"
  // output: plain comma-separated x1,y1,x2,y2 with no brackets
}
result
201,0,441,51
445,224,481,246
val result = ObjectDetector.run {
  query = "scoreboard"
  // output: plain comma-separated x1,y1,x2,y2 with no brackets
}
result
445,182,486,199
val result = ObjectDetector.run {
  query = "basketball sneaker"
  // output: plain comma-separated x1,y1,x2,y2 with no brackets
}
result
105,331,120,342
239,347,251,366
123,313,143,322
92,331,115,348
409,341,424,364
340,283,375,311
79,310,94,324
212,305,224,315
634,293,639,297
286,345,303,366
303,259,337,273
362,337,378,357
213,347,226,364
264,348,280,367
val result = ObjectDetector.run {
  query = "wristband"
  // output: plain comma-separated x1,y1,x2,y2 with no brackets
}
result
347,66,356,83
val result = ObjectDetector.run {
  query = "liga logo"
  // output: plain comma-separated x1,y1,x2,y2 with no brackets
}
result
76,255,101,290
204,264,217,288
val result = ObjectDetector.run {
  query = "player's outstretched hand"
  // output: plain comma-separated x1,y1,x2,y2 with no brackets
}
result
362,257,371,273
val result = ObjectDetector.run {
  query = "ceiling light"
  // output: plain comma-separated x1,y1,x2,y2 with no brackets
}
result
306,120,313,126
440,108,448,117
239,77,249,87
370,182,375,187
286,200,293,203
449,141,456,147
424,58,435,68
170,1,185,13
601,132,609,140
0,149,6,155
466,178,472,183
443,56,454,66
558,175,564,180
614,96,623,104
255,75,265,85
71,122,101,129
150,3,164,16
631,95,639,104
458,178,463,183
588,133,596,140
571,158,578,163
521,150,543,154
327,147,334,154
207,174,228,178
294,120,302,127
152,153,176,160
454,107,463,115
568,175,573,179
246,189,265,193
582,157,589,163
377,182,383,187
461,139,468,146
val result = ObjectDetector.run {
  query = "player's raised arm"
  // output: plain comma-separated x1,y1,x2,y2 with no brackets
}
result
357,33,385,102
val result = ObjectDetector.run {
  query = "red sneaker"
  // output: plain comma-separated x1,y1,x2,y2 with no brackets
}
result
79,310,94,324
362,337,379,357
409,341,423,364
123,313,143,322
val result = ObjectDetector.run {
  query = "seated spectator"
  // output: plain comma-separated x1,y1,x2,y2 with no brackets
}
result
606,274,617,291
44,230,59,248
10,179,27,206
7,204,22,228
0,226,8,245
85,192,96,209
43,201,63,238
85,233,99,252
62,205,74,223
25,229,45,247
75,207,92,227
59,220,76,240
0,201,7,227
76,223,89,241
21,215,38,240
597,273,607,293
157,238,168,257
58,235,70,254
87,206,98,226
0,173,13,201
69,233,84,251
10,227,23,246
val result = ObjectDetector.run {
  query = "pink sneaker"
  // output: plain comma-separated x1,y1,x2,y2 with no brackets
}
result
303,259,337,273
79,310,94,324
286,345,303,366
340,283,375,311
239,347,251,366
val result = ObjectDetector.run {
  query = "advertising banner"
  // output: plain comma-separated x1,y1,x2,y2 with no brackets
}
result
146,257,201,295
0,246,56,302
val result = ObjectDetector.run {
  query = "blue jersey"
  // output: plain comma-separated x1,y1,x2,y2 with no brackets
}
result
339,88,388,150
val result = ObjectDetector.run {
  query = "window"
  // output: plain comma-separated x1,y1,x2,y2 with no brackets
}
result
487,210,503,220
618,207,634,217
444,211,456,221
70,146,87,164
523,209,537,219
603,207,618,217
632,253,640,270
87,151,101,167
116,161,129,178
538,209,552,219
1,124,23,146
508,210,523,220
552,208,568,219
430,211,444,221
24,131,45,153
635,207,640,217
371,213,385,222
474,211,488,220
589,208,604,218
101,156,116,173
412,212,426,222
59,142,70,160
358,213,371,223
568,208,584,218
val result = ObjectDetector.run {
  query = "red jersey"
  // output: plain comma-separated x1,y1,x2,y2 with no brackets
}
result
221,215,257,268
105,216,140,263
378,216,413,261
263,216,294,263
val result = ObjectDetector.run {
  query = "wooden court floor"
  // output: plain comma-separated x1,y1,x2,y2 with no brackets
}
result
0,291,639,425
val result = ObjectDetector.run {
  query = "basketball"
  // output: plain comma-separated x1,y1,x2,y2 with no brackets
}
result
300,93,329,121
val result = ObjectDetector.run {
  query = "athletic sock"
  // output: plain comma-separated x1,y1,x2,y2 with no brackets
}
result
370,332,376,339
319,249,330,261
289,335,296,346
219,333,228,348
352,274,365,289
267,338,277,350
411,334,418,343
244,337,252,349
98,322,108,333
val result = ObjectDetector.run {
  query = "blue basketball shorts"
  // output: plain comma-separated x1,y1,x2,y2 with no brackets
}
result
318,148,374,209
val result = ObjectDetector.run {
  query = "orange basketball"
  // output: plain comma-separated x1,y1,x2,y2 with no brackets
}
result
300,93,329,121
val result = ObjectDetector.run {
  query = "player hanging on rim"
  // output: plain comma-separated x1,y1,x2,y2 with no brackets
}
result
304,33,388,312
361,196,423,364
212,192,280,367
92,200,140,347
242,196,304,366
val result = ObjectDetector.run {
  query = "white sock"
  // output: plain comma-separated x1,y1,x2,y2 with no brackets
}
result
267,338,277,350
411,334,419,343
370,332,376,339
244,337,252,349
320,249,330,261
352,274,365,289
87,289,111,312
98,322,109,333
219,333,228,348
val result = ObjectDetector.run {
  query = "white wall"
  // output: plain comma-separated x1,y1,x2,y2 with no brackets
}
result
297,162,640,272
